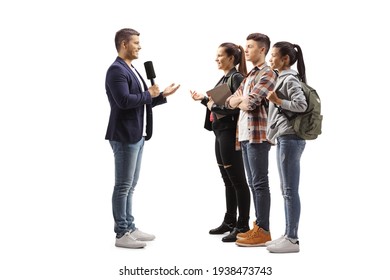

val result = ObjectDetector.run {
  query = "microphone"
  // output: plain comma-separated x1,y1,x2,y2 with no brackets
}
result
144,61,156,85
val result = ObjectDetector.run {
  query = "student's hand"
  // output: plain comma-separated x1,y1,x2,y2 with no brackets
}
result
267,91,282,106
190,90,205,101
162,83,180,97
148,84,161,98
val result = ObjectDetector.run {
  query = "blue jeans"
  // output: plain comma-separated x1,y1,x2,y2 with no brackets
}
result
276,135,305,239
110,138,145,238
240,141,271,231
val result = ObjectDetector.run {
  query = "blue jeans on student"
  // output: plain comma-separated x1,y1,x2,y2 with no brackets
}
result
110,138,145,238
240,141,271,231
276,135,305,239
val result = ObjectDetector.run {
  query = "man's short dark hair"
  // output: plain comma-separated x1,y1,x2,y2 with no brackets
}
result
247,33,271,55
115,28,140,52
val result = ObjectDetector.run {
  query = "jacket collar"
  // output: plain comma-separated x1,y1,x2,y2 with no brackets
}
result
277,69,298,79
225,67,238,78
115,56,146,91
215,67,238,86
116,56,132,71
246,62,268,77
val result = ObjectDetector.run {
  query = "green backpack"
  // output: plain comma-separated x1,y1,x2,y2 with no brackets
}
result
277,76,322,140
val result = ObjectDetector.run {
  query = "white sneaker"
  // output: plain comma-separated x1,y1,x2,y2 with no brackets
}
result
267,237,299,253
130,229,155,241
265,235,286,246
115,232,146,248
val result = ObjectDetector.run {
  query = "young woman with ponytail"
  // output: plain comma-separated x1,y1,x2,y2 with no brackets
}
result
190,43,251,242
266,41,308,253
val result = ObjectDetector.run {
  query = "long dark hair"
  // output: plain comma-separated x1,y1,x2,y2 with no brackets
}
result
273,41,306,83
219,42,247,76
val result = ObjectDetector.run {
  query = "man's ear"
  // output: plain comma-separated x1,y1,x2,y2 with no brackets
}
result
121,40,127,49
259,46,266,55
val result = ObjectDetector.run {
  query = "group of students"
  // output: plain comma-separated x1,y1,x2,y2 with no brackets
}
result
191,32,308,254
105,28,307,253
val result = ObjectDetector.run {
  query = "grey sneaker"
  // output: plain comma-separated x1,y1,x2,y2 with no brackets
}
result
265,235,286,246
267,237,299,253
115,232,146,248
130,229,155,241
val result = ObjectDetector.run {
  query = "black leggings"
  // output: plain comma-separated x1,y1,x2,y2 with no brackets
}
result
214,126,250,227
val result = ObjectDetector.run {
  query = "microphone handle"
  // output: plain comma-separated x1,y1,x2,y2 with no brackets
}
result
150,78,155,86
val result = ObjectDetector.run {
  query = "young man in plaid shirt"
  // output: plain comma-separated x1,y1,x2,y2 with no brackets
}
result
226,33,277,247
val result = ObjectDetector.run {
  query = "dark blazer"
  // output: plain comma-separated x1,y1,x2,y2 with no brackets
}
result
105,57,166,143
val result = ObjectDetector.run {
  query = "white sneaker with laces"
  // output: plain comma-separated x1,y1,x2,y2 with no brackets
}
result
130,229,155,241
115,232,146,249
267,237,299,253
265,235,286,246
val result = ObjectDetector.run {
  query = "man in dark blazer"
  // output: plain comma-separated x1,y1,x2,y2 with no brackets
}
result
105,28,179,249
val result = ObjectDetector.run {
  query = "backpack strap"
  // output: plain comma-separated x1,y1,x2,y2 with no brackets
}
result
274,74,299,121
226,71,239,92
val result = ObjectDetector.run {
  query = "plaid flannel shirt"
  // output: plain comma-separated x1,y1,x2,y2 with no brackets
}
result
226,63,277,150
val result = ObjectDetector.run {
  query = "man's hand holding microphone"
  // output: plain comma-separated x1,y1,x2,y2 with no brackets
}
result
144,61,180,98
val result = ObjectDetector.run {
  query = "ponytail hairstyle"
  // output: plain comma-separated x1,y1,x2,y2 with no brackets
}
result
273,41,306,83
219,42,248,76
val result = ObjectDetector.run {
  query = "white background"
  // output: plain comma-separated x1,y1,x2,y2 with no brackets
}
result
1,0,389,279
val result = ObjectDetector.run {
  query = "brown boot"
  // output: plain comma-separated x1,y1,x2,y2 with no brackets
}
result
235,224,271,247
236,221,256,239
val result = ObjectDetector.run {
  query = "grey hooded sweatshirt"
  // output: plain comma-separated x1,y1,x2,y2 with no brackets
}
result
266,69,307,144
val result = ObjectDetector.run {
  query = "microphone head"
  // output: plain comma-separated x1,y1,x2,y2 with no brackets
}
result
144,61,156,80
